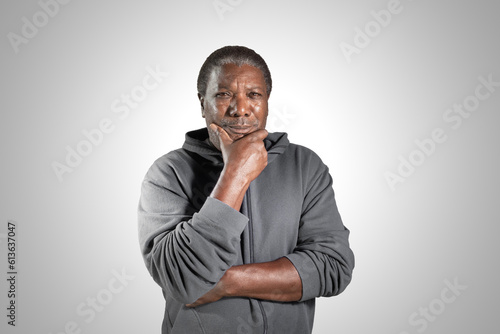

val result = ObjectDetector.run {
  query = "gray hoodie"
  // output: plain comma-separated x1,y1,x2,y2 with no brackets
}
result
138,128,355,333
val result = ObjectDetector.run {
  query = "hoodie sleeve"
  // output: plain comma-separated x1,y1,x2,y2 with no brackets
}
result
285,153,355,301
138,155,248,304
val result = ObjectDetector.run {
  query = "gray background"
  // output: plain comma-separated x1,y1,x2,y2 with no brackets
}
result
1,0,499,333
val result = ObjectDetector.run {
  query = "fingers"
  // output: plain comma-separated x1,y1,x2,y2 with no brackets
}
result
210,123,233,147
250,129,268,141
185,296,203,308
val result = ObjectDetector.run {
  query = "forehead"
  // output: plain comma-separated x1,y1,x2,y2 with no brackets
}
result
207,63,266,89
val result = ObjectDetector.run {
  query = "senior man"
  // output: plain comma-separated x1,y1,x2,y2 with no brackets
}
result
138,45,354,333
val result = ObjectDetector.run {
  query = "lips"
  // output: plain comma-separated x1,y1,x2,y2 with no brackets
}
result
225,125,256,136
227,126,255,134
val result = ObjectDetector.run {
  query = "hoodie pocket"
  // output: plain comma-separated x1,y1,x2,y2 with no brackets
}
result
171,307,206,334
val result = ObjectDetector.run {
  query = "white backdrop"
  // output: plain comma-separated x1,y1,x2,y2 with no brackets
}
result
1,0,499,333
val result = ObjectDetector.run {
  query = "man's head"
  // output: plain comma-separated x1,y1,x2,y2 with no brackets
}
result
197,46,272,150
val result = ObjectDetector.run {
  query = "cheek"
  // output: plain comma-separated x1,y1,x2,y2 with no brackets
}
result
254,101,268,117
208,101,229,118
203,106,219,121
258,103,269,128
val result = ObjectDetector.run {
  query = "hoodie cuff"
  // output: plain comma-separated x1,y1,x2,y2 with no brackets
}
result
285,252,321,302
196,197,249,233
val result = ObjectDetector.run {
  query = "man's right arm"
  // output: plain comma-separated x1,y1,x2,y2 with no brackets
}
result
138,156,250,304
208,124,268,211
138,125,274,305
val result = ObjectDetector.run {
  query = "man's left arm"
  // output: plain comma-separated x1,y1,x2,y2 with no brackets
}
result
186,257,301,307
187,157,355,307
284,163,355,301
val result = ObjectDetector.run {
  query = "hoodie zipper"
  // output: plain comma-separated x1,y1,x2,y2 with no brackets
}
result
246,187,268,334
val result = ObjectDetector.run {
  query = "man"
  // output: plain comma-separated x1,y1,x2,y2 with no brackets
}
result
138,46,354,333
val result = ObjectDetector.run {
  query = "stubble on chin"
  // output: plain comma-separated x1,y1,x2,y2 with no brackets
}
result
207,127,221,151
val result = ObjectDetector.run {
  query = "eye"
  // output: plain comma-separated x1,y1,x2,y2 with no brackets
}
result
249,92,262,98
215,92,231,98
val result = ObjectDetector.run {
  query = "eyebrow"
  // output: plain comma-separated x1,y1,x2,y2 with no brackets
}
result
215,85,265,91
246,86,264,91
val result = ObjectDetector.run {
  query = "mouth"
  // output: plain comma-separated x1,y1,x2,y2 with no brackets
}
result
225,125,257,136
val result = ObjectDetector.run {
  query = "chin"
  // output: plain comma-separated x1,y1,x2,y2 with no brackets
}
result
230,133,245,141
207,130,221,151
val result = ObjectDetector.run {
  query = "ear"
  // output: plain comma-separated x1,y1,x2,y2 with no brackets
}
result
198,93,205,118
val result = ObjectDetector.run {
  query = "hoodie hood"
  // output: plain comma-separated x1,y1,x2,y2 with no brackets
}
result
182,128,289,165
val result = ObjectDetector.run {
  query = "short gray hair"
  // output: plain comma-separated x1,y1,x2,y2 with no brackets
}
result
197,45,272,97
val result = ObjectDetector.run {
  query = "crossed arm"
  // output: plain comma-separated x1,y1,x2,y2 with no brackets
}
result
186,257,302,307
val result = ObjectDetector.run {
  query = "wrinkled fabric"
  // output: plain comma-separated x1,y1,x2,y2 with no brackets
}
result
138,128,355,333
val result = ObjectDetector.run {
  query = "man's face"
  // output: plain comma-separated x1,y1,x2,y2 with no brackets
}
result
199,63,269,150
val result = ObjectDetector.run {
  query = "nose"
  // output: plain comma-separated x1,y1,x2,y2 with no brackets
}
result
228,94,250,117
